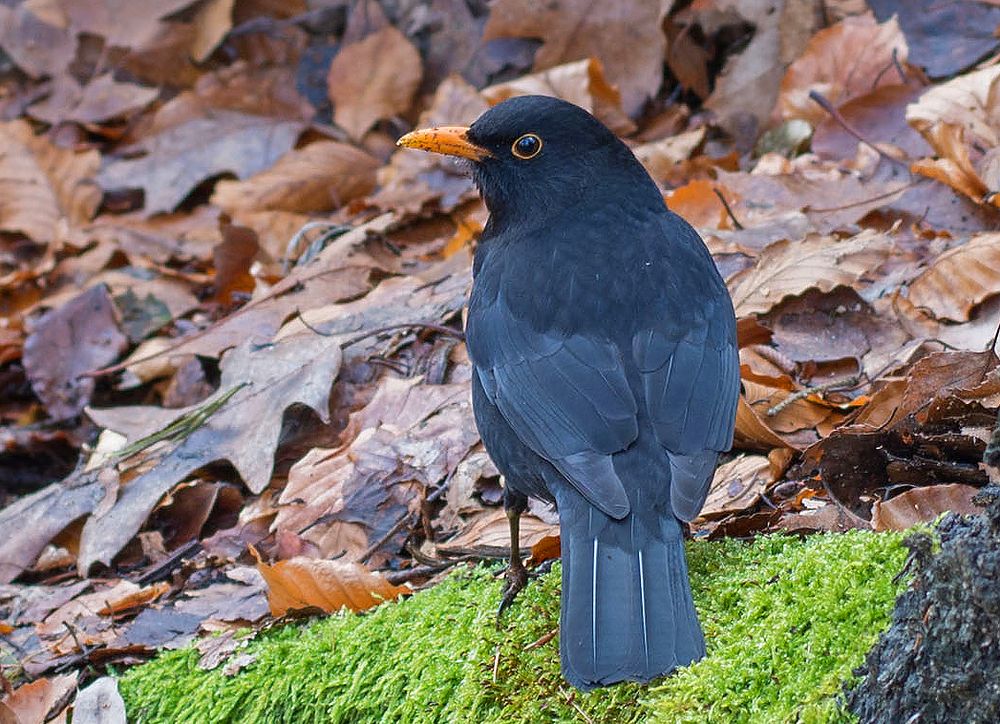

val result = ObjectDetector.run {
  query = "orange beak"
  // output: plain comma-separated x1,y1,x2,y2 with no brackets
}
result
396,126,492,161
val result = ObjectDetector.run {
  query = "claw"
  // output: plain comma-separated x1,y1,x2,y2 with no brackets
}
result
497,557,529,622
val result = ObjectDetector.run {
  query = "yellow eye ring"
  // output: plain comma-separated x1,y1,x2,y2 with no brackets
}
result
511,133,543,159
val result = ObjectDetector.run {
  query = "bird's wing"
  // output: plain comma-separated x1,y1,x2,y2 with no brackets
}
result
632,294,740,521
468,296,638,519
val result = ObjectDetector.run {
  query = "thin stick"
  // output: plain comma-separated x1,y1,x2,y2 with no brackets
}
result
713,188,744,230
808,90,909,168
766,376,859,417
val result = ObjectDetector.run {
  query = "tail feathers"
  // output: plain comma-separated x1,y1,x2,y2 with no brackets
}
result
558,505,704,690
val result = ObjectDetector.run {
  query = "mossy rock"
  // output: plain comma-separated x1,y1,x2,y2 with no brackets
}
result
120,531,908,723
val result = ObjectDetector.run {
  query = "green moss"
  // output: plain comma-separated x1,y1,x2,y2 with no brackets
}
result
120,531,908,723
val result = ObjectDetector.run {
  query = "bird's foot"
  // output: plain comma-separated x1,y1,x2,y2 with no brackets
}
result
496,558,529,623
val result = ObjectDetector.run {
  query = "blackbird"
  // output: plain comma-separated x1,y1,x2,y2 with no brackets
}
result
398,95,739,690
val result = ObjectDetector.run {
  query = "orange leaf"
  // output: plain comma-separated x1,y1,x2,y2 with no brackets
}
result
97,581,170,616
528,535,561,567
251,546,409,616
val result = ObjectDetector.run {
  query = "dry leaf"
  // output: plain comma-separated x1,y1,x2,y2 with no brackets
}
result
437,509,558,554
27,74,159,126
327,26,422,140
907,64,1000,149
97,111,306,214
872,483,981,531
0,120,101,242
212,141,380,214
371,76,488,216
76,331,347,572
251,547,409,616
1,674,77,724
482,58,634,136
483,0,665,115
729,230,893,316
778,14,908,126
23,285,129,420
190,0,234,62
908,233,1000,322
700,454,772,519
0,4,76,78
71,677,126,724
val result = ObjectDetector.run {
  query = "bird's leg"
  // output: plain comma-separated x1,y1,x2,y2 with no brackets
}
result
497,487,529,620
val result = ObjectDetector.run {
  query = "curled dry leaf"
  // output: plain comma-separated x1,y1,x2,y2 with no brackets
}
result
327,26,422,140
212,141,380,215
910,124,1000,207
482,0,665,115
251,546,409,616
729,230,893,316
871,483,981,531
907,64,1000,148
482,58,634,136
436,509,558,555
633,128,706,184
0,120,101,242
908,233,1000,322
778,14,908,126
528,535,561,567
700,454,772,519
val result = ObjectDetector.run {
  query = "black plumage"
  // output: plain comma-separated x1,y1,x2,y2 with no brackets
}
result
398,95,739,690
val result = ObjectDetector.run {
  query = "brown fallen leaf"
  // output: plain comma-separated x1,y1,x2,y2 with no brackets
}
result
97,111,306,215
251,547,409,616
96,582,170,616
436,509,558,555
61,0,199,49
872,483,981,531
27,74,159,126
777,14,908,126
728,230,893,317
482,0,665,115
370,76,487,216
0,4,76,79
909,124,998,207
327,26,422,140
700,0,815,138
1,674,77,724
212,141,380,214
527,535,561,567
77,330,347,572
700,454,772,520
0,120,101,242
23,285,129,420
189,0,234,62
482,58,634,136
907,233,1000,322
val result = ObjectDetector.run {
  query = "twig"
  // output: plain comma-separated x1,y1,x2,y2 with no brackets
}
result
385,563,455,586
360,512,417,564
713,188,744,230
766,376,859,417
340,322,464,349
523,628,558,651
806,181,915,213
134,540,202,584
808,90,909,168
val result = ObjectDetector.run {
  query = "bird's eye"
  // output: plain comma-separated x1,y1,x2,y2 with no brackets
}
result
511,133,542,159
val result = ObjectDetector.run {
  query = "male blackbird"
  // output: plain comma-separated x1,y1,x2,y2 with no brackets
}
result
398,95,739,690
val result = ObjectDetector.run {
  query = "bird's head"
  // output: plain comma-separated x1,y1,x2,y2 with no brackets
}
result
397,95,661,227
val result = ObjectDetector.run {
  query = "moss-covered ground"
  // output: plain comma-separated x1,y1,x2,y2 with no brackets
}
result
120,531,908,723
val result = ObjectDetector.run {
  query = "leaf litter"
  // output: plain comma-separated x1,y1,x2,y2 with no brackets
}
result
1,0,1000,716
